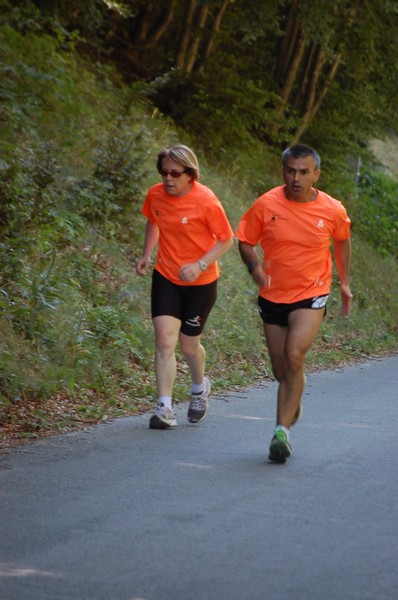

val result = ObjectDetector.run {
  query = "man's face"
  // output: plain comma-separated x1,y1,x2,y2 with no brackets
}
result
282,156,320,202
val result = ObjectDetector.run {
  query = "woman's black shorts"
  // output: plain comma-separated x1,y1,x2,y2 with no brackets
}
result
151,269,218,336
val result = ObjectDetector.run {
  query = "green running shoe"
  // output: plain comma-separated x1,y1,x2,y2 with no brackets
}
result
268,429,292,463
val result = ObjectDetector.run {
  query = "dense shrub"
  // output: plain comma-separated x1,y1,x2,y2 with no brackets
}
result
352,167,398,258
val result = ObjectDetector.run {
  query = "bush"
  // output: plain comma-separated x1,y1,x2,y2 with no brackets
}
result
351,167,398,258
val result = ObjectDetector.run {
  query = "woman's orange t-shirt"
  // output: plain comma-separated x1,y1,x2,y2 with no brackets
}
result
235,186,351,303
142,181,234,286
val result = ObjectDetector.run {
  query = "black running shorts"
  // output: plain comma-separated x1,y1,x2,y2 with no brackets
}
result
151,269,218,336
258,294,328,326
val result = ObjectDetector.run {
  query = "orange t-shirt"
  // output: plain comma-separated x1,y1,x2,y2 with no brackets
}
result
235,185,351,303
142,181,234,285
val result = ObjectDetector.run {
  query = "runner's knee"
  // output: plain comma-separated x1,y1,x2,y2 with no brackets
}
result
180,335,201,360
284,347,306,373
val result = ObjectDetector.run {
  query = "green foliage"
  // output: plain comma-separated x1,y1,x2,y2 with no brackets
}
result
0,16,153,416
149,62,292,156
0,4,397,446
352,167,398,258
0,142,59,235
65,115,150,231
0,23,76,140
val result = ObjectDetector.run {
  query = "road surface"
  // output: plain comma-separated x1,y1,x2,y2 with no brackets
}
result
1,356,397,600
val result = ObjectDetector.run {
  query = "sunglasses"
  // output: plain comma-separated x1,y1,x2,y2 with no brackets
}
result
159,169,187,178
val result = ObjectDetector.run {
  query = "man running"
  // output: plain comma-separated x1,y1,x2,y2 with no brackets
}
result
236,144,352,463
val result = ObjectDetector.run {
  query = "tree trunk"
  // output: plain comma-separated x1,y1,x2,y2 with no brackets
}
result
197,0,231,73
292,54,342,142
301,46,326,113
136,4,155,44
175,0,197,68
292,0,360,142
280,29,307,104
134,2,178,47
185,4,209,73
295,41,316,106
147,1,177,47
276,0,300,83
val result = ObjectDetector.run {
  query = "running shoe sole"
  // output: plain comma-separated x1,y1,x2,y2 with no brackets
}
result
149,413,177,429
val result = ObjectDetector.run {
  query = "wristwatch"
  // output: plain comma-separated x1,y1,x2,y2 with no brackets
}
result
198,260,208,271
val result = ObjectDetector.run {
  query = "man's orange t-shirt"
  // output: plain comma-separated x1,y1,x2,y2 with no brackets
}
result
235,185,351,303
142,181,234,286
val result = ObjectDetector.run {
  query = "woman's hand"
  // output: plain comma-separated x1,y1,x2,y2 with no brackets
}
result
179,262,201,283
136,256,151,276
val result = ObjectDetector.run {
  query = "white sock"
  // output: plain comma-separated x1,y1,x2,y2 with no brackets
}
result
275,425,290,440
191,383,204,395
158,396,172,409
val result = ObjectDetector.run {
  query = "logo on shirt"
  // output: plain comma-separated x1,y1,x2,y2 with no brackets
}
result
316,219,325,228
313,278,325,288
181,216,188,224
271,214,288,222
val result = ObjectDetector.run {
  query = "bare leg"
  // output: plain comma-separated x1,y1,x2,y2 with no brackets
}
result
152,315,181,397
179,332,205,385
264,308,325,428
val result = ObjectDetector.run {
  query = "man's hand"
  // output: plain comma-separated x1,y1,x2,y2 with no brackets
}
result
251,264,267,288
340,283,353,317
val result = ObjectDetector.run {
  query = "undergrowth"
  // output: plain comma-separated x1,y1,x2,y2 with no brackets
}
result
0,22,397,448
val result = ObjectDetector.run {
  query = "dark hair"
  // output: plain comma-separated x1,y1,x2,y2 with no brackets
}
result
282,144,321,170
156,144,200,181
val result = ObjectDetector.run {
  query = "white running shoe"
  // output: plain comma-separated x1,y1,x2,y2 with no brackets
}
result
149,403,177,429
187,377,211,423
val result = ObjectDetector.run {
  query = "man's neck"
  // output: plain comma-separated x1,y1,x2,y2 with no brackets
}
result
283,186,318,203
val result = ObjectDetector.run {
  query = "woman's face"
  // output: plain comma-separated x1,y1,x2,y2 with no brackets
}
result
160,158,193,197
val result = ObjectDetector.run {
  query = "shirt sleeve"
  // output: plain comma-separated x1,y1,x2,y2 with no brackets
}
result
333,201,351,240
141,191,156,223
235,198,264,245
206,196,234,241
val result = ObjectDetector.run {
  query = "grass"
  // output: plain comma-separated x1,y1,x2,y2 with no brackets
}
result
2,225,397,449
2,136,398,448
0,27,397,448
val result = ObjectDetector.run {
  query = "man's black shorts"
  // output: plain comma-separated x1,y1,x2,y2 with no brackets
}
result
151,269,218,336
258,294,328,327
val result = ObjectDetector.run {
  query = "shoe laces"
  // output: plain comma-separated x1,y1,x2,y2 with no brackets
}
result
190,394,206,410
156,403,173,416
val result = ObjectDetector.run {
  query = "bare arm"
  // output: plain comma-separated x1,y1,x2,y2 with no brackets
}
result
333,238,353,317
179,238,233,283
238,241,267,287
136,220,159,276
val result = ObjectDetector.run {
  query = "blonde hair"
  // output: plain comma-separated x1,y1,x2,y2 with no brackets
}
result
156,144,200,181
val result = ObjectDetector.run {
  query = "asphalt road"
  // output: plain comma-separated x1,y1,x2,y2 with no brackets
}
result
1,356,397,600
